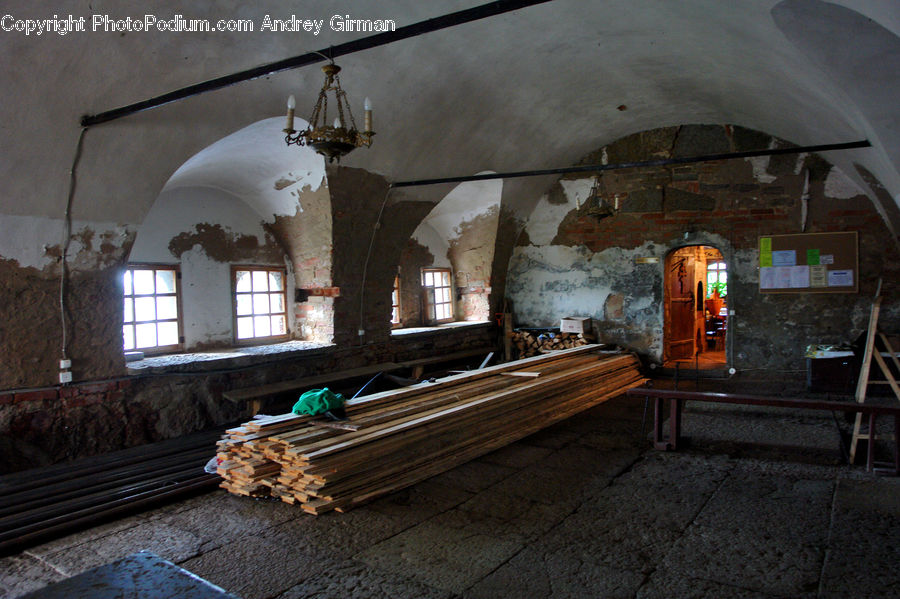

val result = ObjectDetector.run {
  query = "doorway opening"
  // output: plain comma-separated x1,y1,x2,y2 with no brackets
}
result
663,245,728,369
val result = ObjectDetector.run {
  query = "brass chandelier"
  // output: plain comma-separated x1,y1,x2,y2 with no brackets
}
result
283,62,374,163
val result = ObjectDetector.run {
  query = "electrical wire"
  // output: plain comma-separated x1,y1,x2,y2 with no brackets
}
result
60,127,89,361
358,185,393,345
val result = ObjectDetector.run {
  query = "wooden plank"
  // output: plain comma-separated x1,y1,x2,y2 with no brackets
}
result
217,350,644,511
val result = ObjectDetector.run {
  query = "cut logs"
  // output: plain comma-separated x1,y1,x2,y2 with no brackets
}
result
216,346,645,515
509,330,592,358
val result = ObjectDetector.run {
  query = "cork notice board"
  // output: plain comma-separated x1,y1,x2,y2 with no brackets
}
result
758,231,858,294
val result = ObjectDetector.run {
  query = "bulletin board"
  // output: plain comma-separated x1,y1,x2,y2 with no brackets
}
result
758,231,858,294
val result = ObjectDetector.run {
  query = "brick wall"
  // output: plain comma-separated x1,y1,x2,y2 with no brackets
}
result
506,124,900,371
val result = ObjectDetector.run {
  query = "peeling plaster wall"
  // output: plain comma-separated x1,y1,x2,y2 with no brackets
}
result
407,178,502,323
327,166,435,344
0,214,135,388
267,180,334,343
129,187,293,350
398,238,435,326
411,224,451,269
506,125,900,373
507,242,667,356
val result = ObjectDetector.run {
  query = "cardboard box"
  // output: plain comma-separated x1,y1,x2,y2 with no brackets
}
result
560,316,592,334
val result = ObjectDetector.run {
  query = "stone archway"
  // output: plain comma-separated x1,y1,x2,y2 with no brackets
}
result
663,245,728,369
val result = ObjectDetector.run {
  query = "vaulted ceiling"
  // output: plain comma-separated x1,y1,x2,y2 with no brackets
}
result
2,0,898,230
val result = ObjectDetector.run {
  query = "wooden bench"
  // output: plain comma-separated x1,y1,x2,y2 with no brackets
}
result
626,386,900,475
222,348,495,416
396,348,495,379
223,363,404,416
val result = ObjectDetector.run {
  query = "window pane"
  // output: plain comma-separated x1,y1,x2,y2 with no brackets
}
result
441,271,450,285
253,293,270,315
123,265,182,352
134,297,156,322
254,315,271,337
135,323,157,348
270,293,285,314
269,271,284,291
271,315,286,335
236,317,254,339
133,270,155,295
157,321,179,346
252,270,269,292
235,270,252,293
155,270,176,294
236,293,252,316
424,271,433,286
156,296,178,320
123,270,133,295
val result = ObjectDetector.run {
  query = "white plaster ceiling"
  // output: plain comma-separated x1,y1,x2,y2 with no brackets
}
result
161,117,325,222
1,0,898,228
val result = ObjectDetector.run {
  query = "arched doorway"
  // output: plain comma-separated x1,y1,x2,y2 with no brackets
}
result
664,246,728,369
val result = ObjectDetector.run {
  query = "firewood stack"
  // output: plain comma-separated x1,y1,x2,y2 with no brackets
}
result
216,346,644,515
510,330,591,358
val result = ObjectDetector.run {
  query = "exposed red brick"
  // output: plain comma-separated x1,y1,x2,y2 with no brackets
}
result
12,388,58,403
77,382,116,395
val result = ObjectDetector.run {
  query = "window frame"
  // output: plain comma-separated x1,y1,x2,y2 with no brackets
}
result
122,263,184,355
231,265,291,345
391,274,402,328
421,267,454,325
706,261,728,298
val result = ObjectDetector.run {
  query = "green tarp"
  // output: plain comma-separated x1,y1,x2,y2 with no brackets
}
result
291,387,345,416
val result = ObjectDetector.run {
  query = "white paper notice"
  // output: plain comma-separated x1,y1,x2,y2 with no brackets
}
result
760,267,776,289
819,254,834,265
809,265,827,287
828,269,854,287
790,265,810,288
775,266,793,288
772,250,797,267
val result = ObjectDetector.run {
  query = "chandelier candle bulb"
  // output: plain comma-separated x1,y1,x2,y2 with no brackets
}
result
364,97,372,133
333,117,342,129
285,95,296,132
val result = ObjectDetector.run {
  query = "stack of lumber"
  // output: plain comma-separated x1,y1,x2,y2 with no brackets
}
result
216,346,644,515
511,330,591,358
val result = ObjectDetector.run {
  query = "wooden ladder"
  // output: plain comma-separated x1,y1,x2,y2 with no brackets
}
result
849,295,900,466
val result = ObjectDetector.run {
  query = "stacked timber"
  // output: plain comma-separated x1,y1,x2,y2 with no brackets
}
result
510,330,591,358
216,346,644,514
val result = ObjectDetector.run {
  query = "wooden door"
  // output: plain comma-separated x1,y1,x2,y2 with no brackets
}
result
665,249,697,361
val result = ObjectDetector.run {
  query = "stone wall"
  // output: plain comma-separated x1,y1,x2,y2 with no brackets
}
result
505,125,900,372
0,323,497,474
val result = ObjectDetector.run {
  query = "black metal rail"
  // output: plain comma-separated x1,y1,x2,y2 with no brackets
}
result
0,429,223,556
390,140,872,188
81,0,554,126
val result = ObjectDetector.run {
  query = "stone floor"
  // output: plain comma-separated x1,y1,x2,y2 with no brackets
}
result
3,392,899,599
